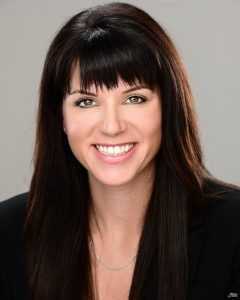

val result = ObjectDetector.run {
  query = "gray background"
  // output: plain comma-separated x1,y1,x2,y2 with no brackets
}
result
0,0,239,201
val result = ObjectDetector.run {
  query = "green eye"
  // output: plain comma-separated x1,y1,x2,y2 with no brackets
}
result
126,95,146,104
74,98,96,108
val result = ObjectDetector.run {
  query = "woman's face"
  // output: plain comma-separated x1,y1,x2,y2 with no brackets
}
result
62,66,162,187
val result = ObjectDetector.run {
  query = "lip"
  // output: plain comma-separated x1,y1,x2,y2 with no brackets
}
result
92,143,138,165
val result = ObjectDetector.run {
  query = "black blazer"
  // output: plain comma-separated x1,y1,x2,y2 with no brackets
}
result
0,183,240,300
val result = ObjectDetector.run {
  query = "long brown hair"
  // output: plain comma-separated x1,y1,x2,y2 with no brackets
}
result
23,2,235,299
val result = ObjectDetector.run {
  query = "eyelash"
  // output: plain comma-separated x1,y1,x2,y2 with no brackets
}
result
74,95,147,108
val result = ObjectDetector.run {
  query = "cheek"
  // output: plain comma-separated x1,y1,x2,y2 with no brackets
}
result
64,119,89,167
63,113,85,150
63,109,88,138
148,119,162,146
144,102,162,139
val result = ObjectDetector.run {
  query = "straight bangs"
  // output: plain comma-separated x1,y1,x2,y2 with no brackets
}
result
64,25,162,95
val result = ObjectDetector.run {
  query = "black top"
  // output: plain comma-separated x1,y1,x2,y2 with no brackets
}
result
0,182,240,300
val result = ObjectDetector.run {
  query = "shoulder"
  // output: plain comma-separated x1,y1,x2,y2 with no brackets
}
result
0,193,28,300
204,179,240,226
189,180,240,298
0,192,28,242
0,192,28,214
202,179,240,245
0,192,28,210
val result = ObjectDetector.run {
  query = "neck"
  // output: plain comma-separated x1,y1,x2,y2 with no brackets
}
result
88,166,155,246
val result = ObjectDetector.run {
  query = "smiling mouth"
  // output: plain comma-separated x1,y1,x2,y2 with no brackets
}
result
94,143,136,157
93,142,137,147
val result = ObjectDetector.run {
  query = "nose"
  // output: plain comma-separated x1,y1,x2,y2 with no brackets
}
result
100,105,126,136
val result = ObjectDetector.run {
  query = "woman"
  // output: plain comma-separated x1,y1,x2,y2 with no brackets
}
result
0,2,240,300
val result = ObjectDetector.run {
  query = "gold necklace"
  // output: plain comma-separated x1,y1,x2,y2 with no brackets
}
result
89,240,138,271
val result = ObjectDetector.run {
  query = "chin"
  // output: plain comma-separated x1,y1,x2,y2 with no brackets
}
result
90,172,136,187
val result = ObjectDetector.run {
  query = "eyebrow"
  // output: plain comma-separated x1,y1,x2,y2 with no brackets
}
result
69,84,150,96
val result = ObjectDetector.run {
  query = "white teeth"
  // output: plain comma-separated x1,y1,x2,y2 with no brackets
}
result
96,144,134,156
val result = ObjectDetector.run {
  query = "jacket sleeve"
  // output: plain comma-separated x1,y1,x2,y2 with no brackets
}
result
225,239,240,299
0,223,10,300
0,269,10,300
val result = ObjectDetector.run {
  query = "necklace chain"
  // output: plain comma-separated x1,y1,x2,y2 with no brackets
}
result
89,240,138,271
